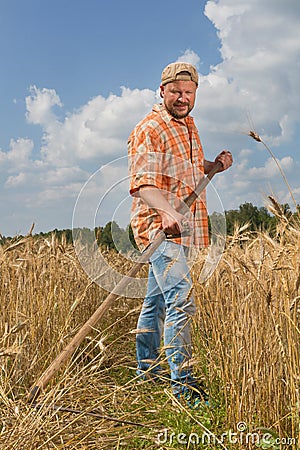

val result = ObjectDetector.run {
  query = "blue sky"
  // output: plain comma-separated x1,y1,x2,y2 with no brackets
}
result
1,0,300,236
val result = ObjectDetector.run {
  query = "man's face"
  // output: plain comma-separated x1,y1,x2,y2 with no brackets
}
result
160,80,197,119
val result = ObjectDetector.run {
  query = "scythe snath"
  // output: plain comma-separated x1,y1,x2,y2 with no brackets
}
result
27,162,222,404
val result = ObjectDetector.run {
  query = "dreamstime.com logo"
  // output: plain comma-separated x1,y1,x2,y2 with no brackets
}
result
156,422,297,448
72,155,227,297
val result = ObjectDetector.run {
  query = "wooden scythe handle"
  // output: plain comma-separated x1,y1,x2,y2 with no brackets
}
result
27,162,222,403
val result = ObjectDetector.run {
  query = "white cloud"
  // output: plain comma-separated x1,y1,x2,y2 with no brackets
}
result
26,85,63,126
25,86,155,167
248,156,294,179
201,0,300,147
204,2,250,47
5,172,28,187
0,138,34,170
43,167,89,185
176,49,201,70
36,182,85,204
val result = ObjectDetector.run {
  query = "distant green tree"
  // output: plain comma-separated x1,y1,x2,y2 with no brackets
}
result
99,221,118,250
224,208,241,235
208,211,226,243
71,227,95,247
225,202,276,235
282,203,293,218
63,228,73,244
128,223,138,250
97,221,139,253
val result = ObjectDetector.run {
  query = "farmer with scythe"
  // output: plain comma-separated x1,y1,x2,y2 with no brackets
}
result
27,62,232,407
128,62,232,407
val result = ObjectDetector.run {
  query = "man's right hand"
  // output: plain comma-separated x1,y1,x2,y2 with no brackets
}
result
160,210,189,236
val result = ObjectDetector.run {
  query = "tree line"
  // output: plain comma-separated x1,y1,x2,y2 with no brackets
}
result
1,201,298,252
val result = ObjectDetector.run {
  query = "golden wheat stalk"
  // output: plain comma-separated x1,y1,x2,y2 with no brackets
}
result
248,130,297,209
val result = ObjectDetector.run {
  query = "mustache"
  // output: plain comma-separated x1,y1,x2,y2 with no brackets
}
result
174,102,189,107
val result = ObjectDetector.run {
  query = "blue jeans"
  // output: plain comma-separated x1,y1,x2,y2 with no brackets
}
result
136,241,197,394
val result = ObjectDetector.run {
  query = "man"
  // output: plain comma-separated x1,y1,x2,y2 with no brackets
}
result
128,62,232,407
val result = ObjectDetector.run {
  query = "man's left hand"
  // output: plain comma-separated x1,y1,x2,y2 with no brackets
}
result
215,150,233,171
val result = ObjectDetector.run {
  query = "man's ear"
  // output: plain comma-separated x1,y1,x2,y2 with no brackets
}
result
160,85,165,99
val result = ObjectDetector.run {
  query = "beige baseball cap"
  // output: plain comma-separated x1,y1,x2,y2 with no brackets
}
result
161,62,199,86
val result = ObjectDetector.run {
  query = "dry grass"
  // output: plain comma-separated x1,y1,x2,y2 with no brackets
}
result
0,214,300,449
192,217,300,445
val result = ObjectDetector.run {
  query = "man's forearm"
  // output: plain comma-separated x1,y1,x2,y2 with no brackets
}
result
204,159,219,174
139,185,176,216
138,185,186,235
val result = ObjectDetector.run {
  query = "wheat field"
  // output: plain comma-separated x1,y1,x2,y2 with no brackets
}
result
0,211,299,449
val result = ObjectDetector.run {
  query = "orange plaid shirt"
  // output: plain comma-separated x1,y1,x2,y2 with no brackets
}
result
128,103,209,251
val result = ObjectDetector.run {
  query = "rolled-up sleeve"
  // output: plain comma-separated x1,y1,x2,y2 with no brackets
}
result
129,129,164,196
